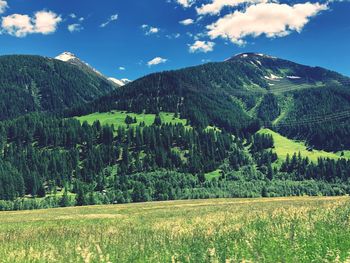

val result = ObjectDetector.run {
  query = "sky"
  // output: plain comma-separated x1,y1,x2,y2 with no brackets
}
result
0,0,349,81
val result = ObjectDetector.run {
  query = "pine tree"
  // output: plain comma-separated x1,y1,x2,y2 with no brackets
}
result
60,187,70,207
153,114,162,126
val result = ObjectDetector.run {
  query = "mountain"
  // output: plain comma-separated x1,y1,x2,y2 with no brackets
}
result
2,52,350,208
108,77,132,87
56,52,130,87
55,52,104,78
70,52,350,150
0,54,117,120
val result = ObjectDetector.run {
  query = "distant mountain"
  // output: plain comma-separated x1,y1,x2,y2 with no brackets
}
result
70,52,350,150
108,77,132,87
0,54,117,120
56,52,131,87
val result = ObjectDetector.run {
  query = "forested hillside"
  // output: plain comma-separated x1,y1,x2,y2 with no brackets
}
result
0,55,116,120
1,53,350,210
1,112,350,210
67,53,350,150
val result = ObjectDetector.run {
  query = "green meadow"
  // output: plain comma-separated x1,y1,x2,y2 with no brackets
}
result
0,197,349,262
75,111,187,128
258,128,342,164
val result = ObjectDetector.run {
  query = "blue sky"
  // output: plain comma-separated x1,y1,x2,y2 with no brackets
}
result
0,0,349,80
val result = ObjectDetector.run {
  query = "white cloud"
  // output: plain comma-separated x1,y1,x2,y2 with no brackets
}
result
69,13,77,19
176,0,195,8
1,10,62,37
68,23,83,33
119,66,126,70
189,40,215,53
179,18,194,25
34,11,62,35
147,57,168,66
207,2,328,45
197,0,265,15
0,0,8,14
100,14,118,28
141,24,160,35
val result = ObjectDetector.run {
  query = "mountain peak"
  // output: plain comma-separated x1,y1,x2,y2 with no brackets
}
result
108,77,132,87
55,52,78,62
55,51,131,87
226,52,277,61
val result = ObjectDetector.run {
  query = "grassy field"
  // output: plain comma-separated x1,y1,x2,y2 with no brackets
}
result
258,128,341,164
75,111,188,128
1,196,350,262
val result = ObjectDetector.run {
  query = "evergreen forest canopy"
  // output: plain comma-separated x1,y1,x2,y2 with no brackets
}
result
0,55,116,121
1,53,350,210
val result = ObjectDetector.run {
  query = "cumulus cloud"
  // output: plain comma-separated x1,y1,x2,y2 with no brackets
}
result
119,66,126,70
176,0,195,8
147,57,168,66
100,14,118,28
141,24,160,35
189,40,215,53
197,0,265,15
34,11,62,34
0,0,8,14
68,23,83,33
179,18,194,25
1,10,62,37
207,2,328,45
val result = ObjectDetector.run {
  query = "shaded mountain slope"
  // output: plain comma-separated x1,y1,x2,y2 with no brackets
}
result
0,55,116,120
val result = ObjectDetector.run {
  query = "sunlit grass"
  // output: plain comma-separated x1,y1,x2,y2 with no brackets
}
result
259,128,341,165
205,169,222,181
1,196,350,262
75,111,188,128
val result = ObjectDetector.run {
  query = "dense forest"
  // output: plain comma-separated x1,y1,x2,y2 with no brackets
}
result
276,86,350,151
0,112,350,211
0,55,116,120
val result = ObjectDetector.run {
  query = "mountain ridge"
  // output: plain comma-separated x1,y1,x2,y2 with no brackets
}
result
68,52,350,151
55,51,131,87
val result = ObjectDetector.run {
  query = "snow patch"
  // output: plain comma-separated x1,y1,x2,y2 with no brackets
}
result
108,78,131,87
287,75,301,79
121,78,131,84
55,52,76,62
250,61,257,67
264,74,282,81
256,53,277,59
108,78,125,86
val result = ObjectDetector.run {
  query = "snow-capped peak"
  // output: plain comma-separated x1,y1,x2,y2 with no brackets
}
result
108,78,131,87
226,52,277,61
55,52,77,62
55,51,131,87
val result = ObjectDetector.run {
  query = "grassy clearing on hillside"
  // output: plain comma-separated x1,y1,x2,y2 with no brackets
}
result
204,169,222,181
0,197,349,262
259,128,341,164
75,111,188,128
